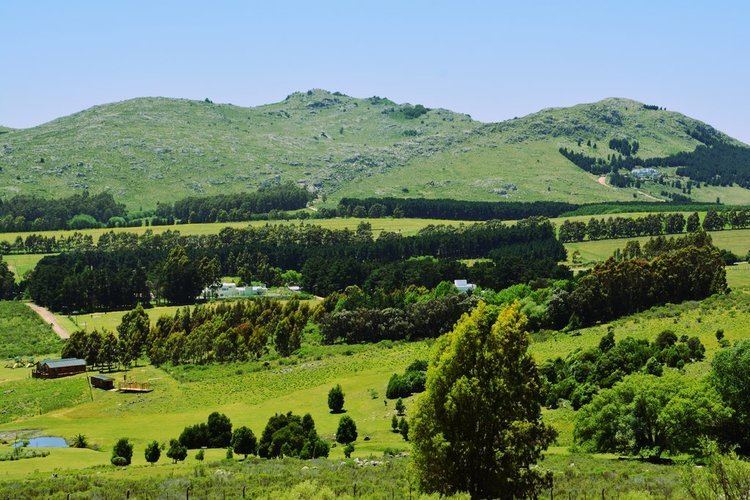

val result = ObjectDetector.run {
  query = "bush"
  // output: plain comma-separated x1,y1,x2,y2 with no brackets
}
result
343,443,354,458
111,438,133,466
111,456,128,467
68,213,100,230
258,412,329,459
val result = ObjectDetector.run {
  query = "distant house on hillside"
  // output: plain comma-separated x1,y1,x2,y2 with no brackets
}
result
201,282,268,300
454,279,476,293
32,358,86,379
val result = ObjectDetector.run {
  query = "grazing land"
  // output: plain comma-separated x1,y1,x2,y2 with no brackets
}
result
2,92,748,208
2,291,750,485
564,227,750,265
0,301,62,358
0,217,475,244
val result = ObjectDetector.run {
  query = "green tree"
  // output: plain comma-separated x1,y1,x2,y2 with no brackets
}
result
335,415,358,444
112,437,133,466
206,412,233,448
711,339,750,453
343,443,354,458
144,440,161,464
231,426,257,459
160,246,202,305
411,301,556,498
117,303,150,367
575,373,728,458
166,439,188,463
195,449,205,461
398,417,409,441
328,384,345,413
686,212,700,232
391,415,399,433
395,398,405,416
0,258,15,300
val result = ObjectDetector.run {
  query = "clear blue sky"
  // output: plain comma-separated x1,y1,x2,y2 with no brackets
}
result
2,0,749,142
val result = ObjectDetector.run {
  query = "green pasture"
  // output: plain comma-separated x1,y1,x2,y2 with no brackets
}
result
1,253,51,281
0,217,477,245
3,290,750,480
565,228,750,265
0,301,62,359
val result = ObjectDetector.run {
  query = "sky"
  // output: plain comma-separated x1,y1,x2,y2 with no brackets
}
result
1,0,749,142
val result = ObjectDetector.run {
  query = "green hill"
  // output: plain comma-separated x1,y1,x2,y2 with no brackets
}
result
1,91,748,208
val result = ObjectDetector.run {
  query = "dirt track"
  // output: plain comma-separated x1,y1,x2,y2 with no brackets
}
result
26,302,69,339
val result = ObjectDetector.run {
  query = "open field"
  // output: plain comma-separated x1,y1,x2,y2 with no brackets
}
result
2,253,51,281
0,301,62,359
0,217,477,244
564,227,750,265
3,290,750,482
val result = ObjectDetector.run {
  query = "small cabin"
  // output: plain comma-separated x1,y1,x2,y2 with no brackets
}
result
32,358,87,379
90,374,115,390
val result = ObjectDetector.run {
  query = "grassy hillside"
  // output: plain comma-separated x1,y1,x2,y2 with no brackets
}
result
2,92,748,208
0,301,62,358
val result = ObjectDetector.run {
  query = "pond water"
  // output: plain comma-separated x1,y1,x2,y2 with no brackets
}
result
12,436,68,448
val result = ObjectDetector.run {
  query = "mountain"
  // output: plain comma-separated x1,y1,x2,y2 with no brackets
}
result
1,90,748,208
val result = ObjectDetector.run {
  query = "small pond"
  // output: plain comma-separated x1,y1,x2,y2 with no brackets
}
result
12,436,68,448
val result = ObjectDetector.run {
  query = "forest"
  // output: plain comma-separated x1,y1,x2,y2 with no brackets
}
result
24,218,565,311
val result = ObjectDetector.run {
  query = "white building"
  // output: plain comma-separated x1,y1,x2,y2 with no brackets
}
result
201,282,267,300
454,279,476,293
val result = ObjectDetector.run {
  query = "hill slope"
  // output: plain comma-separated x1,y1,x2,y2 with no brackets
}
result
1,91,748,208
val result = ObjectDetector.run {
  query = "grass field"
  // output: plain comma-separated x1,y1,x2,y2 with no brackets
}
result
5,92,746,209
0,301,62,359
0,217,477,245
1,253,51,281
3,290,750,483
564,228,750,265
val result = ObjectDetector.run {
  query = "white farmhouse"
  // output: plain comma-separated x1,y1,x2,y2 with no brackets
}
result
454,279,476,293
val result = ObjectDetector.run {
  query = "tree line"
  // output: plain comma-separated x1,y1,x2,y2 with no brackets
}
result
26,218,563,311
335,197,577,221
155,182,314,223
560,132,750,188
575,338,750,459
541,328,706,410
0,192,126,232
558,208,750,242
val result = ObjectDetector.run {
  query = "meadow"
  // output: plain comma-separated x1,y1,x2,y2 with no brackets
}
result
3,290,750,483
0,301,61,358
564,227,750,265
0,217,476,245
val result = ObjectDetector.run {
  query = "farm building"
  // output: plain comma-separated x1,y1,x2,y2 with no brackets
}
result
32,358,86,379
454,279,477,293
201,282,268,300
90,374,115,390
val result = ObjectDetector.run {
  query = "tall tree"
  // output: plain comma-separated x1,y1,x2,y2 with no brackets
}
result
411,301,556,498
160,246,202,305
117,304,150,366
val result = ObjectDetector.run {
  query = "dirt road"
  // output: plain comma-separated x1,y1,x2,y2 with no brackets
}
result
26,302,70,339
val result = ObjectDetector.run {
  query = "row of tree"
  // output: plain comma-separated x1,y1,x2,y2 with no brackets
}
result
0,192,126,233
155,182,314,223
558,209,750,242
335,197,577,221
147,299,312,364
26,218,563,311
